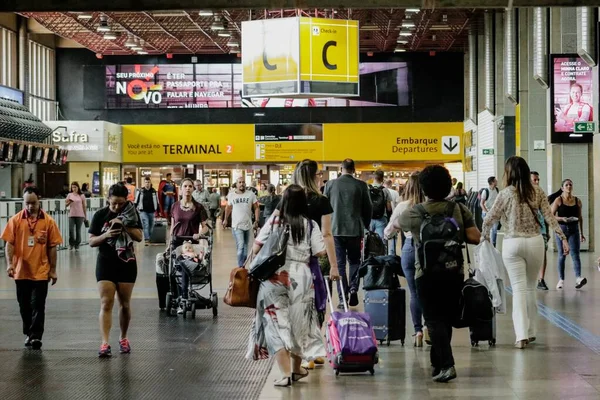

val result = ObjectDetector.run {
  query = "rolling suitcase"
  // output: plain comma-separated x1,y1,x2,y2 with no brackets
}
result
151,219,167,243
325,278,378,376
470,312,496,347
364,288,406,346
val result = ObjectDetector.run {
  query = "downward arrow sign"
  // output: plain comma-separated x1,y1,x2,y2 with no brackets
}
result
444,138,458,152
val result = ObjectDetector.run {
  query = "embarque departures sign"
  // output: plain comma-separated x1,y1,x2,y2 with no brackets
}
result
242,17,359,98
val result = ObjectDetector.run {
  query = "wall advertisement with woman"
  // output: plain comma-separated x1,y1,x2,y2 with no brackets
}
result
551,54,594,143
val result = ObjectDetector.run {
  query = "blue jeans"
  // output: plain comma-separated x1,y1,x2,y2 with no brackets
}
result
556,224,582,280
233,228,254,267
401,237,423,334
334,236,362,302
388,236,397,256
482,212,498,247
369,217,387,242
140,211,155,241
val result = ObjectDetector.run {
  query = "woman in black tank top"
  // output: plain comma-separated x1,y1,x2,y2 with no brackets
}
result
550,179,586,290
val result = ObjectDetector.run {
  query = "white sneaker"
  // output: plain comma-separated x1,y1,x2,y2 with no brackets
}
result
177,307,184,314
556,280,564,290
575,277,588,289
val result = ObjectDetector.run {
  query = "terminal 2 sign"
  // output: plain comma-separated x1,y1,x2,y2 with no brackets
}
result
242,17,359,97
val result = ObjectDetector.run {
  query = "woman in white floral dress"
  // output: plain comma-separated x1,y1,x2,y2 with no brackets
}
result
246,185,327,387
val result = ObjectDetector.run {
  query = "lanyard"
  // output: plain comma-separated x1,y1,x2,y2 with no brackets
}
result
25,211,41,236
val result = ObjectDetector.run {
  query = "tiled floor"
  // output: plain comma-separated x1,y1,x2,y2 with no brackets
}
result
0,225,599,399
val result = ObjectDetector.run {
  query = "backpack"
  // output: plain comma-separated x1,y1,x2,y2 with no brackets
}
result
369,185,386,219
455,277,494,328
363,230,386,260
415,202,464,274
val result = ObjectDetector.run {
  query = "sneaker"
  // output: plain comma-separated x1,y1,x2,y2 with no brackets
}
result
575,277,588,289
537,279,549,291
119,338,131,354
314,357,325,365
177,307,184,314
144,241,149,247
24,336,31,347
349,292,359,307
432,366,457,383
98,343,112,358
556,280,564,290
301,360,315,370
337,303,346,311
30,339,42,350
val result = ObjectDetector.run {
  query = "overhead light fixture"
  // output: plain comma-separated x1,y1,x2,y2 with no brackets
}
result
394,46,406,53
138,50,148,55
131,41,143,51
401,21,416,28
230,49,240,54
211,20,225,30
199,10,214,16
397,39,409,44
227,39,239,47
77,13,93,20
406,8,420,13
399,31,412,36
103,32,117,40
97,15,111,32
125,36,136,47
218,31,231,37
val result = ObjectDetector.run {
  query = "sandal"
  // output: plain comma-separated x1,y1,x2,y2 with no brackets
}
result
292,367,309,382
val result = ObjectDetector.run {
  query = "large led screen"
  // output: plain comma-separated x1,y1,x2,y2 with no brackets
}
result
105,62,409,109
551,54,594,143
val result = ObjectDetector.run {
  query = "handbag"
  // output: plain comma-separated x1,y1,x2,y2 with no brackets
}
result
84,219,90,229
249,222,290,281
224,255,260,308
360,255,402,291
308,221,327,313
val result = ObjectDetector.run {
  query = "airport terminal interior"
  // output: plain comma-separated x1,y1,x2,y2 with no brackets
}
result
1,1,600,399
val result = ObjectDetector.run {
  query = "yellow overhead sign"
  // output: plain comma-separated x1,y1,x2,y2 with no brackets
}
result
122,122,463,163
299,18,359,84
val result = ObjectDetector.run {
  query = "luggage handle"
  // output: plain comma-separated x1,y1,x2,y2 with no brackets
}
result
325,276,348,314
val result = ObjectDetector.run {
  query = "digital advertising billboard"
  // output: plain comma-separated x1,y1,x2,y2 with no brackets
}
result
551,54,594,144
105,62,410,109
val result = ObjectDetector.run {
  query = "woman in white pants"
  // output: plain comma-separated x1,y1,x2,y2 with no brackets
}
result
482,156,569,349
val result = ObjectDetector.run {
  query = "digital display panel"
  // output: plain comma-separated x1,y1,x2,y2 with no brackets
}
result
105,62,410,109
551,54,594,143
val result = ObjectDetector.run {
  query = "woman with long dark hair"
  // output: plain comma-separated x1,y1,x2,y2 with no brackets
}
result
551,179,586,290
247,185,327,387
384,173,425,347
66,181,87,251
89,183,143,357
292,159,339,369
482,156,568,349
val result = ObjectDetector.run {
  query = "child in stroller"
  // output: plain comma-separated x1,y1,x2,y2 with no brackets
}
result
175,240,209,314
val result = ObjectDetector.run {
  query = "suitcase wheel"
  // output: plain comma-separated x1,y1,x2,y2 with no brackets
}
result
386,339,391,346
369,368,375,375
471,341,478,347
335,369,340,376
400,339,404,346
489,339,496,346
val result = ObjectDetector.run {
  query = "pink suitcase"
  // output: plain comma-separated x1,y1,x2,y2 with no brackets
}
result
325,278,379,376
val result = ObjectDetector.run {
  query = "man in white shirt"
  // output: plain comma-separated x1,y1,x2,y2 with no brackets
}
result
480,176,499,247
192,180,210,205
224,177,260,267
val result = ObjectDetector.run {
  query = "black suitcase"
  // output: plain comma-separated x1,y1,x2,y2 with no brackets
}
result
363,288,406,346
469,310,497,347
151,220,167,243
156,274,169,310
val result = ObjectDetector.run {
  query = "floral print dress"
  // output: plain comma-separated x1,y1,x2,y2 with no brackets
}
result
246,216,326,361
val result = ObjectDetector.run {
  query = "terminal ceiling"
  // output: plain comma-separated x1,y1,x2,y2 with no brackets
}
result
19,9,482,55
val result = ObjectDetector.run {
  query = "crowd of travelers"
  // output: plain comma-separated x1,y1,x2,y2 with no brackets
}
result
2,156,594,387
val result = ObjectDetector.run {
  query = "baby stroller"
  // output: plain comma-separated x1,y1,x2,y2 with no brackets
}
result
165,231,218,319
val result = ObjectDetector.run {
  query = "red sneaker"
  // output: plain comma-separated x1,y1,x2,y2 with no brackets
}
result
98,343,112,358
119,338,131,354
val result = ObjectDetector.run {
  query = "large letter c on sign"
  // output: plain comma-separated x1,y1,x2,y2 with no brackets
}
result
322,41,337,70
263,52,277,71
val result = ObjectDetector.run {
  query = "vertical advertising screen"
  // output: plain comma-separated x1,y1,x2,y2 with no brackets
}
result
551,54,594,143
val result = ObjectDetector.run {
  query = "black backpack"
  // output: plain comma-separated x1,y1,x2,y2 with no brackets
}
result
363,230,386,259
455,277,494,328
369,185,386,219
415,202,464,274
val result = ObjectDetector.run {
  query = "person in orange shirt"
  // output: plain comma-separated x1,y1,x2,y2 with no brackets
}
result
124,177,136,202
2,186,62,350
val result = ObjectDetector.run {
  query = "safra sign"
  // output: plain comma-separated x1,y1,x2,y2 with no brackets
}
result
242,17,359,98
51,127,99,151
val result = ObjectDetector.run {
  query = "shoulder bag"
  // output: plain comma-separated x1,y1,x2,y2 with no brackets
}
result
248,222,290,281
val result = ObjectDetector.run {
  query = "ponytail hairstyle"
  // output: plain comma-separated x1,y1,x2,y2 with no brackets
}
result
278,184,308,244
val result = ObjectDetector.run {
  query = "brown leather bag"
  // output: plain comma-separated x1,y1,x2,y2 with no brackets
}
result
223,266,260,308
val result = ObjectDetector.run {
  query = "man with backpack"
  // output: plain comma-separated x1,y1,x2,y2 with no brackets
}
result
480,176,499,247
398,165,481,383
325,159,372,308
369,170,393,242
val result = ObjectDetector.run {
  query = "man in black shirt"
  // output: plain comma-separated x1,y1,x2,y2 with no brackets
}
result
134,177,158,245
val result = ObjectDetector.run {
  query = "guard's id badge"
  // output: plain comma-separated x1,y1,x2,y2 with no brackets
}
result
28,236,35,247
